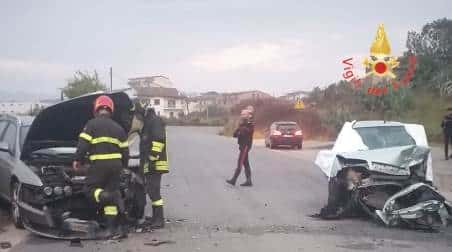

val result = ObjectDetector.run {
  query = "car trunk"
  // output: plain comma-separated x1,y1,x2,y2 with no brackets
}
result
277,124,298,135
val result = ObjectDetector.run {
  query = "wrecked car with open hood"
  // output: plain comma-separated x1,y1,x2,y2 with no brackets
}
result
3,91,145,239
314,120,452,230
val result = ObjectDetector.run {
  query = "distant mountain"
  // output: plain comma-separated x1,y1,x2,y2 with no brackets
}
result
0,90,57,102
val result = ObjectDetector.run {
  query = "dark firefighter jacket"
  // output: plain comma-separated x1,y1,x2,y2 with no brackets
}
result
75,115,129,167
141,113,169,174
233,121,254,150
441,114,452,135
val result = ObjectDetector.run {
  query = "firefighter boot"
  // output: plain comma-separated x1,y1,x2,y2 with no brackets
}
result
149,206,165,229
117,215,129,239
226,168,241,186
103,215,121,240
240,168,252,186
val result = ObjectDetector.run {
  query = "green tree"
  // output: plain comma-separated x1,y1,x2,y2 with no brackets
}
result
63,70,106,99
406,18,452,95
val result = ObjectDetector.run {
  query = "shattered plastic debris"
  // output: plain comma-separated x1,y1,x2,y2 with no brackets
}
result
144,240,176,246
0,242,12,249
69,239,83,247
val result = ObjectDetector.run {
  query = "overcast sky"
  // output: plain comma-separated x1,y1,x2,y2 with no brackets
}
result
0,0,451,99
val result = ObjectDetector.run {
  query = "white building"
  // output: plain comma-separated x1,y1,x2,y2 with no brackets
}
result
135,87,186,118
187,90,273,114
279,90,310,101
128,76,186,119
0,102,43,115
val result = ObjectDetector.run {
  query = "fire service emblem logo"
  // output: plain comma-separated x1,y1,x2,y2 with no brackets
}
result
341,24,416,96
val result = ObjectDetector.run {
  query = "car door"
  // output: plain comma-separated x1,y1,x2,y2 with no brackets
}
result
0,122,18,200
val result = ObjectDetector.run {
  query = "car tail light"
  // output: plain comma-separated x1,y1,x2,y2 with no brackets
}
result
272,130,282,136
295,130,302,136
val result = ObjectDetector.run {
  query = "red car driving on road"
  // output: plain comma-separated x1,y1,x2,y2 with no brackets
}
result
265,121,303,149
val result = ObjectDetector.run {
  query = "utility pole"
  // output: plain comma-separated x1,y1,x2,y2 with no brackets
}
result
58,88,64,101
109,67,113,91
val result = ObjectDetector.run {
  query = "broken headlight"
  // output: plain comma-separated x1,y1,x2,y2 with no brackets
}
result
409,160,428,181
43,186,53,196
42,185,73,197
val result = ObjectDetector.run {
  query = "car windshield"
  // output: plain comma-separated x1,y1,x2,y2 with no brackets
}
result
277,124,298,130
20,125,30,151
354,126,416,150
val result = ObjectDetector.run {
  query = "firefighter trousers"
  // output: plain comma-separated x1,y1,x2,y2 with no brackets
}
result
85,160,124,217
145,172,163,207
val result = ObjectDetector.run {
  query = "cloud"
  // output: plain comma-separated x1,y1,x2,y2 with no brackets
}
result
190,39,306,72
0,58,71,80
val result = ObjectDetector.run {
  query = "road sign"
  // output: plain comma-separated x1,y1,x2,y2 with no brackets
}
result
294,98,305,110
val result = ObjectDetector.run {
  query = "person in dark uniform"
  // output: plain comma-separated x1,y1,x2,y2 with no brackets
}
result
226,108,255,187
73,95,129,239
140,105,169,229
441,108,452,160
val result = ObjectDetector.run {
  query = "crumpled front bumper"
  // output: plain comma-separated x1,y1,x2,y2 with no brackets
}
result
374,183,452,228
18,197,100,240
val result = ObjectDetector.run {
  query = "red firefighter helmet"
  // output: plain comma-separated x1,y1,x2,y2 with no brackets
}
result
93,95,114,114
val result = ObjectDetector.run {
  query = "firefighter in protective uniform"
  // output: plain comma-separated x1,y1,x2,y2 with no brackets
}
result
73,95,129,239
140,104,169,229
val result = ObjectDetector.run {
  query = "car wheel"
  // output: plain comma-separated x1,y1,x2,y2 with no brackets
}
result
10,182,24,229
270,141,275,149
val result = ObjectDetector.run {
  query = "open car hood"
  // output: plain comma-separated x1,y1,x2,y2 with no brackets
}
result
21,91,132,159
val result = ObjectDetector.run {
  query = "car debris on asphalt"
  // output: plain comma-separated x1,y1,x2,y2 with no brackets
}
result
0,242,12,250
315,121,452,230
144,239,176,246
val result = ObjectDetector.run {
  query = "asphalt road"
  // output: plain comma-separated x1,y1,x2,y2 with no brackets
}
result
1,126,452,251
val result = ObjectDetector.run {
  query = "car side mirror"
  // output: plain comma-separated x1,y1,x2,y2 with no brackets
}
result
0,141,10,153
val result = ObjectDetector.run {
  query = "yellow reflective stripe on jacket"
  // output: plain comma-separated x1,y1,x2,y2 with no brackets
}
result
83,136,128,148
79,133,93,142
89,153,122,161
91,137,121,145
143,162,150,174
155,160,169,171
94,188,104,203
151,141,165,153
152,199,164,206
104,206,118,216
119,141,129,148
150,155,159,161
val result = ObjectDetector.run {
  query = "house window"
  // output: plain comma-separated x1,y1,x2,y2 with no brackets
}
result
168,99,176,108
154,99,160,105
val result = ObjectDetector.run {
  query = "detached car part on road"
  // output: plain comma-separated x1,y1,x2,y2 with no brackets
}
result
0,92,145,239
315,121,452,230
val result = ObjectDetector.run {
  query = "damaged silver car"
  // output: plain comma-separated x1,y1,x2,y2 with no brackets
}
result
315,120,452,230
0,91,145,239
